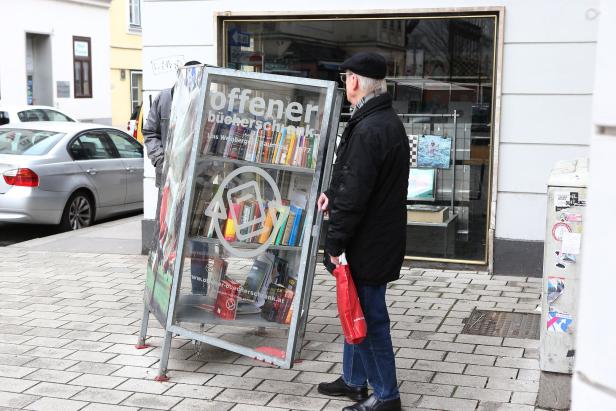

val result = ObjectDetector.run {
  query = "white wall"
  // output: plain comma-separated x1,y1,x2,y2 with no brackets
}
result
141,0,600,246
0,0,111,122
572,0,616,408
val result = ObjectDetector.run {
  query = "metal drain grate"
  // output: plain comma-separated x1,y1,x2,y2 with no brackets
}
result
461,309,540,340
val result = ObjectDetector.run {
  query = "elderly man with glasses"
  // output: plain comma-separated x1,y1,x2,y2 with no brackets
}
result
317,52,409,411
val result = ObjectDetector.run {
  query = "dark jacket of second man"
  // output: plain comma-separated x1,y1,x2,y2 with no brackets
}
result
325,93,410,285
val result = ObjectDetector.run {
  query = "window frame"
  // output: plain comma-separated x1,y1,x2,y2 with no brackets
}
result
128,0,142,30
129,70,143,115
73,36,93,99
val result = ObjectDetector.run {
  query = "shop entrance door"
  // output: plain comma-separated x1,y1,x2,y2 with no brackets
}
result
25,33,53,106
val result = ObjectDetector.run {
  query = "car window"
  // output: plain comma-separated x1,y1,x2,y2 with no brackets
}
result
0,129,65,155
69,132,116,160
106,131,143,158
0,111,9,125
43,109,74,122
17,109,46,122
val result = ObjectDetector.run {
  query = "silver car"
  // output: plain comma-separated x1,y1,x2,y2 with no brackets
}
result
0,122,144,230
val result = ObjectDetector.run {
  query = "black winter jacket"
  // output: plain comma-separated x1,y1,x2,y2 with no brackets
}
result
325,93,409,285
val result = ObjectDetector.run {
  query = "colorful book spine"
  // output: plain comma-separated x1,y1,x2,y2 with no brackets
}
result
257,203,275,244
288,205,303,246
281,207,296,245
274,206,290,245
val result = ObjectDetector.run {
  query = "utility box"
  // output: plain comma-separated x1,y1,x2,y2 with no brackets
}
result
540,158,588,373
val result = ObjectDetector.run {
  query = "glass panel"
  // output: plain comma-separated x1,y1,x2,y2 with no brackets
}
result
224,16,497,263
43,109,72,122
107,131,143,158
172,72,328,361
74,61,82,96
77,133,115,159
83,62,90,96
0,129,64,155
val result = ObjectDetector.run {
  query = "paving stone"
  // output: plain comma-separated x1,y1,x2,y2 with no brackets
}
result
0,376,39,393
293,371,339,385
24,381,84,399
108,354,159,368
171,398,234,411
495,357,539,370
115,378,174,395
24,397,88,411
254,379,313,396
206,375,262,390
465,365,518,379
426,340,475,353
398,348,446,361
67,361,123,376
72,387,133,404
477,402,535,411
399,381,455,397
502,338,539,349
267,393,329,410
229,404,287,411
475,345,524,358
162,383,222,400
82,404,139,411
517,369,541,381
418,395,478,411
69,373,127,389
511,391,538,405
455,335,503,346
0,364,37,378
121,393,182,410
413,360,465,374
397,369,434,383
454,386,511,402
487,377,539,392
244,367,299,382
446,352,496,366
432,372,487,388
213,388,274,406
66,351,117,363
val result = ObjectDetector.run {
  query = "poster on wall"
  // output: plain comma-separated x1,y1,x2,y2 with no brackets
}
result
144,65,204,325
417,135,452,169
547,276,565,304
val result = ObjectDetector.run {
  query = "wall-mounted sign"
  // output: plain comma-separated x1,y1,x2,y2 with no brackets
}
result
74,41,89,57
56,81,70,98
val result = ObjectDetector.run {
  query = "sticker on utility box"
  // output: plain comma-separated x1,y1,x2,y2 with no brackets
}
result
547,310,573,333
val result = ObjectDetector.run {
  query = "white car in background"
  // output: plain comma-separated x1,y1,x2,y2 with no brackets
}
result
0,105,77,125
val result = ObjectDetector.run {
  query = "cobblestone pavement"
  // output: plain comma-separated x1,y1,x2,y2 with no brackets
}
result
0,249,543,411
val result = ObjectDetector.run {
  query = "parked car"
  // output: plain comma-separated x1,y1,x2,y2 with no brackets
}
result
0,122,144,230
126,104,144,143
0,105,77,125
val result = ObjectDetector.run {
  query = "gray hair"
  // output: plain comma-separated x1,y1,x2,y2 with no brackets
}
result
355,74,387,95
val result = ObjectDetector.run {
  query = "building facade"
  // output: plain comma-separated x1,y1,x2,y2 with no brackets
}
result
0,0,112,123
140,0,598,275
110,0,143,128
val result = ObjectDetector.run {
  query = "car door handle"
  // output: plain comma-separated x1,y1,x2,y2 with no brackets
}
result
126,167,135,173
86,168,97,175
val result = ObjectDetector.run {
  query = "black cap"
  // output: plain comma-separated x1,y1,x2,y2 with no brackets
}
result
340,52,387,79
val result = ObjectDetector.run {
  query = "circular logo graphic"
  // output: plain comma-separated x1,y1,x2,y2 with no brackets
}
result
225,298,236,311
552,222,572,242
204,166,283,258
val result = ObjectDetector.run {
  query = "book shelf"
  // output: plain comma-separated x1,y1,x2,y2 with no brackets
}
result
140,65,342,376
198,156,316,175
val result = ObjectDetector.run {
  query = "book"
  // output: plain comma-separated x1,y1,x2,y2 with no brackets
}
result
285,132,296,165
257,202,276,244
276,289,294,324
223,203,241,241
288,205,303,246
260,283,285,322
274,205,290,245
272,256,289,285
273,128,285,164
198,257,228,311
240,252,275,302
215,279,241,320
262,125,273,163
407,205,449,223
281,207,297,245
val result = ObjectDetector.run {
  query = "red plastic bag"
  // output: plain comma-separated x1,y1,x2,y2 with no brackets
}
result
333,254,367,344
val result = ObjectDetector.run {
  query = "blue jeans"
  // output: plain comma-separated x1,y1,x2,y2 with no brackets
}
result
343,283,399,401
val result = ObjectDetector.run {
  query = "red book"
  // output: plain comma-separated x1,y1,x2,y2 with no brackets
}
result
215,279,241,320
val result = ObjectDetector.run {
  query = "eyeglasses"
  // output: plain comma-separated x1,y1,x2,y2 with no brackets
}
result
339,72,349,83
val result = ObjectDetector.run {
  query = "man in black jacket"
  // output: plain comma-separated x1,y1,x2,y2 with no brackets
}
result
317,52,409,411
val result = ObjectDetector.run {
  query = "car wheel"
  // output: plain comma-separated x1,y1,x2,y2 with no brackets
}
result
61,192,93,230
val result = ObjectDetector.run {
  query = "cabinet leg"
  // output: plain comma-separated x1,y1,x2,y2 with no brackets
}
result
136,305,150,349
154,330,173,381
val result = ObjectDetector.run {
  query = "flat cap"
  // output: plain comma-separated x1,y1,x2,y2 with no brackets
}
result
340,52,387,79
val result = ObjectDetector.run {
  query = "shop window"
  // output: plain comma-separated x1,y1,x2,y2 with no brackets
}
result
73,37,92,98
221,15,498,264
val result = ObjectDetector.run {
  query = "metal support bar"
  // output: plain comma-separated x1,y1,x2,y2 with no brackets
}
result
452,109,458,211
137,305,150,348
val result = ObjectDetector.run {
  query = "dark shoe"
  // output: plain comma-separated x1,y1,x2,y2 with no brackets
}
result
342,394,401,411
317,377,369,401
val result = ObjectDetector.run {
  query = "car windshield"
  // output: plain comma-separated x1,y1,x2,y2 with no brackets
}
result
0,129,65,155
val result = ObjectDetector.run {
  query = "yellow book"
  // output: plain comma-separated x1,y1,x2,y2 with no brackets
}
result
285,133,296,165
271,131,282,164
257,206,275,244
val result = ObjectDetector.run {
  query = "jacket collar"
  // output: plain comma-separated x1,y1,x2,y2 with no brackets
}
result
347,93,392,127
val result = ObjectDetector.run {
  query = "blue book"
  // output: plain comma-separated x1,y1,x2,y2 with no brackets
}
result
288,205,303,246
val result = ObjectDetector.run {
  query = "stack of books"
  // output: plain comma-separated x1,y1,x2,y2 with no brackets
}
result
407,205,450,223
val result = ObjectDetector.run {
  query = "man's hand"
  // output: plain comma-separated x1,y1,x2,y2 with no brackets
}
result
317,193,329,212
330,254,340,266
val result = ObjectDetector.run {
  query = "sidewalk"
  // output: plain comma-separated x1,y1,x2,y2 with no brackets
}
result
0,217,543,410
